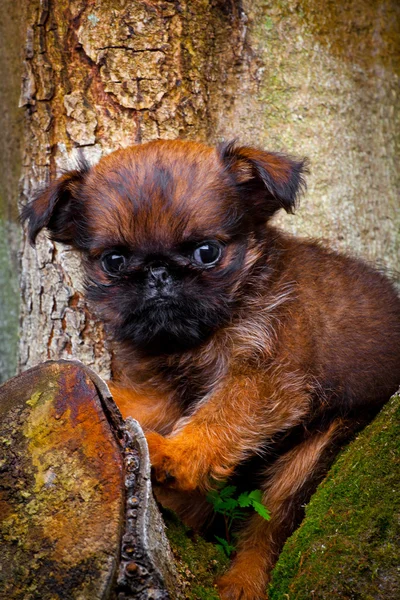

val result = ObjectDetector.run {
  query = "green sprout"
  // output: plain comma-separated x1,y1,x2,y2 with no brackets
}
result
206,485,270,557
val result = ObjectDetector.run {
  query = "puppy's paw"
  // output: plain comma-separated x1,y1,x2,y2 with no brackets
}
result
145,431,173,483
145,431,202,491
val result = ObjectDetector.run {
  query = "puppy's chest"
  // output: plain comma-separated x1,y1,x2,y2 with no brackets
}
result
161,363,220,412
131,353,226,413
149,340,270,411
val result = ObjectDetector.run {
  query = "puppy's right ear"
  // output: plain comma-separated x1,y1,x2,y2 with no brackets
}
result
21,161,89,247
219,141,307,219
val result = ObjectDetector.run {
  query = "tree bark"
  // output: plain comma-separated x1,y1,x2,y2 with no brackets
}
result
18,0,247,374
212,0,400,270
18,0,400,374
0,0,24,383
0,361,126,600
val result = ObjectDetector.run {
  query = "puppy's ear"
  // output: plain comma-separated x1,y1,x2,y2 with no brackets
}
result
219,141,308,218
21,159,89,247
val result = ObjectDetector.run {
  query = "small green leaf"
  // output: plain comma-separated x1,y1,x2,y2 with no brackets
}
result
215,536,236,557
251,500,270,521
206,489,221,507
214,535,228,546
208,497,238,514
231,510,248,521
207,485,270,555
237,492,252,507
248,489,263,503
219,498,239,510
219,485,237,499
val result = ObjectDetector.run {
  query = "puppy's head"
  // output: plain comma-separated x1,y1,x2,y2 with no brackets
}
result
22,140,306,354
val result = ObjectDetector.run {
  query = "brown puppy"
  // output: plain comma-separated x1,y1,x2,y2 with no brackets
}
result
23,140,400,600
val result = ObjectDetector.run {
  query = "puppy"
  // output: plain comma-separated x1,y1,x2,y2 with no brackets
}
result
23,140,400,600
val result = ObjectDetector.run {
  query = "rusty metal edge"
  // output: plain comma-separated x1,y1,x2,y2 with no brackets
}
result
63,360,178,599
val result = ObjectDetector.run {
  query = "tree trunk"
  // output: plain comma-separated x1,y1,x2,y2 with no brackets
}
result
18,0,247,374
18,0,400,374
0,0,24,383
211,0,400,270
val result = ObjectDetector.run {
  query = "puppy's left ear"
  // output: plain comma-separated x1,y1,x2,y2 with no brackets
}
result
21,158,90,247
219,141,308,218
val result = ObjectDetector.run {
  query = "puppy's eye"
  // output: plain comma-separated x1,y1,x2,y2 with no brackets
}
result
192,242,222,267
101,252,127,274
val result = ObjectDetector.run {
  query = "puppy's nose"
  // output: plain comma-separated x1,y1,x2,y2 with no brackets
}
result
148,265,171,287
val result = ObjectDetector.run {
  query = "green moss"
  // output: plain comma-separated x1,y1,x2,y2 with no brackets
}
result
0,219,19,383
0,0,23,383
163,510,229,599
264,16,274,30
269,392,400,599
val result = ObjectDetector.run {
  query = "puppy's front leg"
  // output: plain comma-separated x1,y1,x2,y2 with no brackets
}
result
108,383,182,435
146,369,311,492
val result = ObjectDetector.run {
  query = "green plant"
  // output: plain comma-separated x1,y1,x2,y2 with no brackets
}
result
206,485,270,557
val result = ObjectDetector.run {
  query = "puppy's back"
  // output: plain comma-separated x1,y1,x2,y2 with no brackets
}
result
275,236,400,409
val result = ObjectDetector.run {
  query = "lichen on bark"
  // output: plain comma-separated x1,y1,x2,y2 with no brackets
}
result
0,362,125,599
212,0,400,275
0,0,24,383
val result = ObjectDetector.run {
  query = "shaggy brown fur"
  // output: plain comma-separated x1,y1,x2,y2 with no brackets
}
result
23,140,400,600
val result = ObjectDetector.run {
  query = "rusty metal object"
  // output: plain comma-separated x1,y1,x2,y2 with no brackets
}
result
0,360,177,600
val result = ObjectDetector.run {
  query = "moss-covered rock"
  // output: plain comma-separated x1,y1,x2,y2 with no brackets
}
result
269,391,400,599
163,510,229,599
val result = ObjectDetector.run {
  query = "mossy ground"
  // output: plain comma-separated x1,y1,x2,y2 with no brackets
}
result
269,392,400,599
163,510,229,599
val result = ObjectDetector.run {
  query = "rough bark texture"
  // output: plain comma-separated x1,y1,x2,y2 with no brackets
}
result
0,362,125,599
19,0,246,374
0,0,24,383
121,417,180,599
269,390,400,600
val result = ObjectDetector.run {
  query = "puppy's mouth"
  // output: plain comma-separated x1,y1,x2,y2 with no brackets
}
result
143,294,176,305
115,294,227,355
